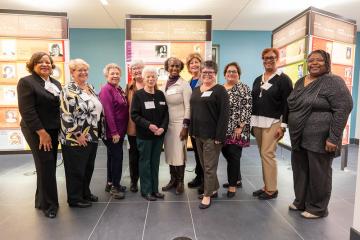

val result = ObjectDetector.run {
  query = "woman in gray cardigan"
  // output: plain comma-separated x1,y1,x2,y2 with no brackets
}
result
287,50,353,219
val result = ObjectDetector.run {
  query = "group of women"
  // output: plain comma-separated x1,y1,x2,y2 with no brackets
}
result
17,47,352,219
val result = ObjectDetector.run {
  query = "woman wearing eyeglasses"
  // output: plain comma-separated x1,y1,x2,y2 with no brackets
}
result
251,48,293,200
288,50,352,218
222,62,252,198
189,60,229,209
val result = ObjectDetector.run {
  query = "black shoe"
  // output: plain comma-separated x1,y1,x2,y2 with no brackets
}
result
130,183,138,193
119,185,127,192
227,191,236,198
110,186,125,200
105,183,112,192
142,193,157,201
44,210,57,218
198,192,218,199
258,190,278,200
223,181,242,188
199,199,211,209
152,192,165,199
69,201,92,208
85,194,99,202
252,189,265,197
188,177,202,188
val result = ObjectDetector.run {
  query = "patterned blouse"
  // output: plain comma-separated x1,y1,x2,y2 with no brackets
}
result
225,82,252,147
59,81,104,146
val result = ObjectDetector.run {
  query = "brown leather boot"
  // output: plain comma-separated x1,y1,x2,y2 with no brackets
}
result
162,165,176,191
175,165,185,195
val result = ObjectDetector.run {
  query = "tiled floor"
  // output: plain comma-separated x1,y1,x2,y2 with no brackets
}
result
0,144,357,240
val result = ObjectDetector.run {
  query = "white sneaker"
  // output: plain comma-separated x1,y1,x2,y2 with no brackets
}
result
288,203,298,211
301,211,320,219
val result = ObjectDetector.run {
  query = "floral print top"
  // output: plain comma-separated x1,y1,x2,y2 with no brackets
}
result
224,82,252,147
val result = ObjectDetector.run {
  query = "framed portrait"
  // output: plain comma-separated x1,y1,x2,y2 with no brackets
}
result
212,44,219,65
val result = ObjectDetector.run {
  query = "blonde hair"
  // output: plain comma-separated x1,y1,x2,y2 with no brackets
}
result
142,66,158,79
103,63,121,77
69,58,89,73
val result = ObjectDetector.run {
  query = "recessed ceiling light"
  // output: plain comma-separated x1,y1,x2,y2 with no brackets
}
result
100,0,109,5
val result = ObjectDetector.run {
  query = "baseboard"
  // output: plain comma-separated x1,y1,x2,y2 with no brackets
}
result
350,138,359,145
351,227,360,240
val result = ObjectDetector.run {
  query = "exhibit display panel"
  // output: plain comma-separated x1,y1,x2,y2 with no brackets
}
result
272,7,356,149
125,15,212,87
0,10,69,151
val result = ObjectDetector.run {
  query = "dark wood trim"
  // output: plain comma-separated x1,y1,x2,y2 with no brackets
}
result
0,9,67,16
351,227,360,240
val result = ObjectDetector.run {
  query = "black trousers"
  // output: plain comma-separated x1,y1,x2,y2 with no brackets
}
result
190,136,203,180
221,144,242,186
291,147,333,216
21,127,59,213
128,135,139,184
104,138,124,188
62,142,98,204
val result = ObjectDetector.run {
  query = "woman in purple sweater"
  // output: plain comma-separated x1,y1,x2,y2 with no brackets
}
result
99,63,129,199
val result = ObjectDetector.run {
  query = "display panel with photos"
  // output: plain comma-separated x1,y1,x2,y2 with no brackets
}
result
0,10,69,151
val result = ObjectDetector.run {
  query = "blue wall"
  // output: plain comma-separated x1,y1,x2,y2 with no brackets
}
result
69,28,359,139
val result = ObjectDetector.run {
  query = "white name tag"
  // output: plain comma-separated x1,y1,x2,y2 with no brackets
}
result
144,101,155,109
261,82,272,90
79,92,91,101
159,101,166,105
201,91,213,97
166,88,177,95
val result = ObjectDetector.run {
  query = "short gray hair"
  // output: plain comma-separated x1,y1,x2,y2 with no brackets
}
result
142,66,158,79
103,63,121,77
129,60,144,70
69,58,89,72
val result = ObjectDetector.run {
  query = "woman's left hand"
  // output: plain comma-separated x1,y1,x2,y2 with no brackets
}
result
274,127,285,141
155,128,164,136
179,127,188,141
112,134,120,144
325,140,337,152
232,127,243,139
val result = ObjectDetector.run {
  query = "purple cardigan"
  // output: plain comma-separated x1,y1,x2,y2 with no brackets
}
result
99,83,129,139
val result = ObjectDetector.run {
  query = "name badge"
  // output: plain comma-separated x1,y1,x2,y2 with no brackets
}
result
159,101,166,105
166,88,177,95
79,93,91,101
261,82,272,90
144,101,155,109
201,91,213,97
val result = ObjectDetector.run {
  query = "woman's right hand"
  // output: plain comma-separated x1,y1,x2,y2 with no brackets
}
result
36,129,52,151
76,133,88,147
149,124,159,133
112,134,120,144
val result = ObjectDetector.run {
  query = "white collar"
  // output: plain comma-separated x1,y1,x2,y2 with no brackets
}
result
262,69,282,83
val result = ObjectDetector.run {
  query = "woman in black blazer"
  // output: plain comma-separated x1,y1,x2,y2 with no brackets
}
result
17,52,62,218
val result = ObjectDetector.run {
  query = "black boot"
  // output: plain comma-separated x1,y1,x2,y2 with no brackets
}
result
175,165,185,195
162,165,177,191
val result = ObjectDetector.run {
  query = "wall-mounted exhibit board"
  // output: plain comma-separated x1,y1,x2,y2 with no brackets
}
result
125,15,212,87
0,9,69,151
272,6,356,149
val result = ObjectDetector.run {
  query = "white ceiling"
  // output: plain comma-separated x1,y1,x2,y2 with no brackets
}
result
0,0,359,30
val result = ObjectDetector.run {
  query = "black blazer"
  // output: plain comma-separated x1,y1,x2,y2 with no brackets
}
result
17,73,62,132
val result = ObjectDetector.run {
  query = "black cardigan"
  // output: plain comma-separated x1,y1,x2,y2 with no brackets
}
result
131,89,169,140
251,72,293,124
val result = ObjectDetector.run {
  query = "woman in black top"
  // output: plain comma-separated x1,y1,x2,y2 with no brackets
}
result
251,48,293,200
17,52,62,218
288,50,352,218
189,60,229,209
131,66,169,201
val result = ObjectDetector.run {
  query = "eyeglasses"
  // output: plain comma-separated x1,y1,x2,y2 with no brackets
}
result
226,70,238,74
307,58,325,63
201,71,215,76
263,56,277,61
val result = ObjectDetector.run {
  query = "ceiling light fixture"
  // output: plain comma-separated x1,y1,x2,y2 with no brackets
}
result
100,0,109,5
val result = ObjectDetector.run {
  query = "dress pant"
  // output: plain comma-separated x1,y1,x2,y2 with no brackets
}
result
190,136,203,180
291,147,333,217
253,122,280,192
62,142,98,204
137,137,164,195
221,144,243,186
195,137,222,196
104,138,124,188
128,135,139,185
21,127,59,213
